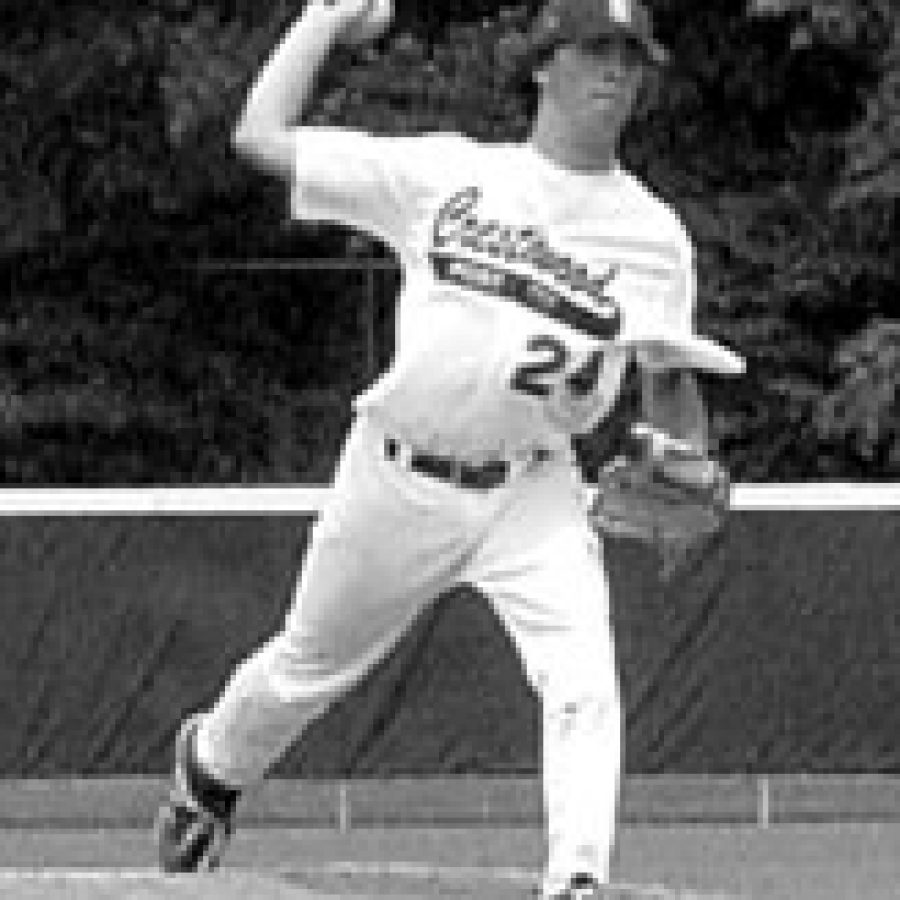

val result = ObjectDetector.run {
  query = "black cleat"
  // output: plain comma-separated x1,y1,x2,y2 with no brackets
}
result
550,872,604,899
156,715,239,873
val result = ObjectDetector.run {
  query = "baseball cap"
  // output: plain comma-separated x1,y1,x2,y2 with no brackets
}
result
530,0,669,67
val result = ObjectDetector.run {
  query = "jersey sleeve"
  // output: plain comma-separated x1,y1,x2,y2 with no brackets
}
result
290,128,456,248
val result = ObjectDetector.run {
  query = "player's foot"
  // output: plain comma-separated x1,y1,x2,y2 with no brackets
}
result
156,714,241,872
549,872,604,899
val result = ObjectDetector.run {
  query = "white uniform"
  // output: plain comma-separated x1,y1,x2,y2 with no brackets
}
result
195,129,733,896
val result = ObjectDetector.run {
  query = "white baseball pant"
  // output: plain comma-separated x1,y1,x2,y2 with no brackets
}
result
195,414,622,896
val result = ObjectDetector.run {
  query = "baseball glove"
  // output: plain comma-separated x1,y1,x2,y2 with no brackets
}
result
588,423,730,577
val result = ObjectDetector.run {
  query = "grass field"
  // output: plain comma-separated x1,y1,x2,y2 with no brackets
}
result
0,821,897,899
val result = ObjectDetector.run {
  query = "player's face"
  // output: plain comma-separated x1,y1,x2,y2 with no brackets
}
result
537,35,648,139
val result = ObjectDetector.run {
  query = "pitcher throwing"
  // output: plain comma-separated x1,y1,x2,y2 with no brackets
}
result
156,1,744,897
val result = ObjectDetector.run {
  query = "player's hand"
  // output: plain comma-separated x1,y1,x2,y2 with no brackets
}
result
318,0,394,47
588,423,730,581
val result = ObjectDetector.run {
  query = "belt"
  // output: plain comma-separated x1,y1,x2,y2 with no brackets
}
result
384,438,550,490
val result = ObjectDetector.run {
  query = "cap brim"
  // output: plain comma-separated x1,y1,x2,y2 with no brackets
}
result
630,336,745,375
592,30,669,66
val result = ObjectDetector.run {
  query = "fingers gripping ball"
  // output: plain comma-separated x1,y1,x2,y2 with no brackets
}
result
323,0,394,46
588,423,730,578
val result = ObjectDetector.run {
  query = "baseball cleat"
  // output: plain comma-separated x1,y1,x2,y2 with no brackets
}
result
156,714,240,873
550,872,604,898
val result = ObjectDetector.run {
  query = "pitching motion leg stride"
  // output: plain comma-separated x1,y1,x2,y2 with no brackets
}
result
156,714,240,873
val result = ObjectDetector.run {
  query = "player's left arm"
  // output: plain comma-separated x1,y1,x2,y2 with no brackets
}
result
639,367,711,455
638,227,713,456
589,364,729,577
587,227,732,570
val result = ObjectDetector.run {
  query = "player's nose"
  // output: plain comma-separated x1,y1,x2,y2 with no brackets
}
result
589,69,628,96
590,57,627,83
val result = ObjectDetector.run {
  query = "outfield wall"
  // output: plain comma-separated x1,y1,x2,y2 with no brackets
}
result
0,496,899,776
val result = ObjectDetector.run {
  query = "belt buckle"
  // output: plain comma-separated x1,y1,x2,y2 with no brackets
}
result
450,458,468,486
473,459,508,490
489,461,510,488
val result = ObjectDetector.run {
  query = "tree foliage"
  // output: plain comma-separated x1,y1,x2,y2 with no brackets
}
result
1,0,898,481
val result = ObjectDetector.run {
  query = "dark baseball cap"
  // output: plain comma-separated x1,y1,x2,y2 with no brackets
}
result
529,0,669,67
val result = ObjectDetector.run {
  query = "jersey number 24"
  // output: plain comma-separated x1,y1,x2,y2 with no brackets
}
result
510,335,605,400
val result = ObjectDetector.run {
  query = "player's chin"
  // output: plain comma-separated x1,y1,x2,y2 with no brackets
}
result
574,109,628,141
569,98,628,129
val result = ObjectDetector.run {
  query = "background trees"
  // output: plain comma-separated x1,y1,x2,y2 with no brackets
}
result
1,0,897,481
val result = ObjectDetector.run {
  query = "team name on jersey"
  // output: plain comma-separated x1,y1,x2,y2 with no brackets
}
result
428,187,622,340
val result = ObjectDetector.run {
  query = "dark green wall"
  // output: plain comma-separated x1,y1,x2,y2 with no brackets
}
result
1,508,898,776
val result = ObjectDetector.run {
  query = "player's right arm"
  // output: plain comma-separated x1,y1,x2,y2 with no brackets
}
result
232,0,392,179
232,0,446,247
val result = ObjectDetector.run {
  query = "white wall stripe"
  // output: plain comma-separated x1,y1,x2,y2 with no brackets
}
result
0,484,898,515
729,483,900,510
0,487,332,516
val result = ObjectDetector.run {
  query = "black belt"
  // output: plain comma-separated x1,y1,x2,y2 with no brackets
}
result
384,438,549,490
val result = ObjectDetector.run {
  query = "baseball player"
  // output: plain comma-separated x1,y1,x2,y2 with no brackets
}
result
156,0,743,897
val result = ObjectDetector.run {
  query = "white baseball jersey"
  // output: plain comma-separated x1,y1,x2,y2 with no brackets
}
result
291,129,695,464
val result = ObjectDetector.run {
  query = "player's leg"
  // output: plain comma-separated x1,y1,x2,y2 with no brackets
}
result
467,462,621,899
158,416,470,870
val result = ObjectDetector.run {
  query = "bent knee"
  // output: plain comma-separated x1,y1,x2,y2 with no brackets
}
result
540,667,621,719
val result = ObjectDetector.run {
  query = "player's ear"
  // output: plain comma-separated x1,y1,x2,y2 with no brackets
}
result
633,64,660,110
531,44,558,88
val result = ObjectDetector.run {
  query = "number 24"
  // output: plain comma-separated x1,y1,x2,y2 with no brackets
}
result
510,335,605,399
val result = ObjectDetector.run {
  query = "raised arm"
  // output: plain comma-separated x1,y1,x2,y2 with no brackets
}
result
232,0,393,178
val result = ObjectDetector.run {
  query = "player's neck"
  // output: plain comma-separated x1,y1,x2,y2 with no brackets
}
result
527,109,620,175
